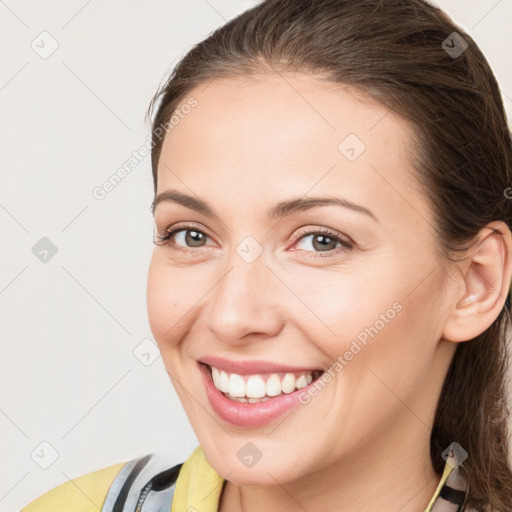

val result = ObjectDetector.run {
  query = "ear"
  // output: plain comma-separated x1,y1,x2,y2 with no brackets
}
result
442,221,512,343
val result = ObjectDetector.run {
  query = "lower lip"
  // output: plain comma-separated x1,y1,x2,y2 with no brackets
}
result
199,362,318,428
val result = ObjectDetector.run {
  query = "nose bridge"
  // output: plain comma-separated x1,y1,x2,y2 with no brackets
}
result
206,244,283,343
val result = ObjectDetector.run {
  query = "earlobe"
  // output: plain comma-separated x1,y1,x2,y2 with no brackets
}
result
442,221,512,343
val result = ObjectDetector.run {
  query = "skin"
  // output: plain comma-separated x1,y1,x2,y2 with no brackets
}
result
147,71,512,512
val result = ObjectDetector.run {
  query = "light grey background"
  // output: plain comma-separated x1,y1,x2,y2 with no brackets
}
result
1,1,511,511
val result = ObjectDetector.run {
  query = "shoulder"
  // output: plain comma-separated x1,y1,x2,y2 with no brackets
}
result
20,452,184,512
20,459,126,512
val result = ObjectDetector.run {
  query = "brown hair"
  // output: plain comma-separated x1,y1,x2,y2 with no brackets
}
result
146,0,512,509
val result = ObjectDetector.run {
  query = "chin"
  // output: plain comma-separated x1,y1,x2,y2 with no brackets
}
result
201,439,311,486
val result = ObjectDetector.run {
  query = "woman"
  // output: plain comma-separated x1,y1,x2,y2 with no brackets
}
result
21,0,512,510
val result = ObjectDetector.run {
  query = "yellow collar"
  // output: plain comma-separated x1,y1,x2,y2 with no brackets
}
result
171,445,457,512
171,445,225,512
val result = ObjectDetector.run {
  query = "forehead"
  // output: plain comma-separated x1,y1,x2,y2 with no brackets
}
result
157,72,433,228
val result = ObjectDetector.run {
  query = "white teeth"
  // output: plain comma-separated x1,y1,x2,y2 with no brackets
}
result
266,374,282,397
228,373,246,397
220,370,230,393
248,396,272,403
211,366,220,389
230,396,249,403
208,365,321,400
246,375,267,398
295,374,308,389
281,373,296,393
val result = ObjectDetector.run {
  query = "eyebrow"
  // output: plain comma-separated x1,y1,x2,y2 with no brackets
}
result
151,189,378,222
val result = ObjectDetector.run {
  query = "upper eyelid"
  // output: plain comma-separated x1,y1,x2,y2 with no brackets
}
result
155,223,215,245
160,222,214,238
294,225,351,241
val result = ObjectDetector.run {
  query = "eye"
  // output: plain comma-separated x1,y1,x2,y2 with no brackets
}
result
154,224,353,257
154,224,213,250
292,228,353,257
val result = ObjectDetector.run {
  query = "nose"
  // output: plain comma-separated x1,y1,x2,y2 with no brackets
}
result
204,251,285,346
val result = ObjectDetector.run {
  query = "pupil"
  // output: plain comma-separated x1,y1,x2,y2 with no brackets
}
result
313,234,334,251
186,230,204,247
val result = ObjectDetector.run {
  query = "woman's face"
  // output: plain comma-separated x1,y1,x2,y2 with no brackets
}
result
147,72,456,485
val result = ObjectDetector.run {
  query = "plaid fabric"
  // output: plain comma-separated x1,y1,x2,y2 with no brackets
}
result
430,464,466,511
429,448,475,512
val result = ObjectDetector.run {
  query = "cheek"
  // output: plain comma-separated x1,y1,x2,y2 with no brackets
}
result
147,257,193,347
288,262,437,394
340,277,443,421
281,264,398,357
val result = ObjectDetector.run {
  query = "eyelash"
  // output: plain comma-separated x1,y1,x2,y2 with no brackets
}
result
154,224,354,258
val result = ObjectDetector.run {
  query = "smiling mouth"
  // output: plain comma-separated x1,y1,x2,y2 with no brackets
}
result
204,363,325,403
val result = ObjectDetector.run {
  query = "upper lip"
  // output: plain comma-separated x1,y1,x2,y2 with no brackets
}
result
198,355,322,374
